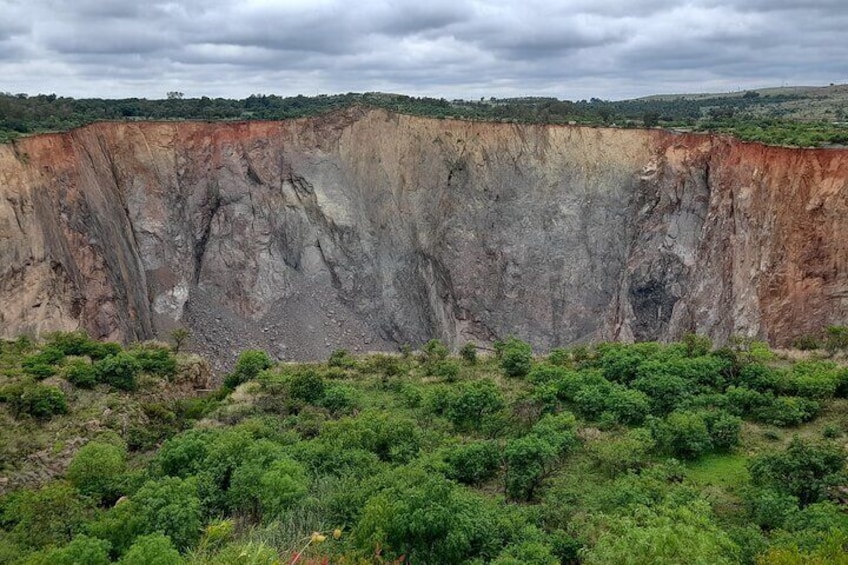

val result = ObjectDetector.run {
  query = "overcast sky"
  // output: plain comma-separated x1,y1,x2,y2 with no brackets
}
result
1,0,845,101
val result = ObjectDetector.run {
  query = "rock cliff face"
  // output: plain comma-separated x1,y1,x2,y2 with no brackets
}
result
1,108,847,362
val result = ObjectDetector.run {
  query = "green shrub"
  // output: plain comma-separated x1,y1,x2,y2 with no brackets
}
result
632,369,693,415
527,364,570,385
547,347,570,366
288,369,325,404
87,341,123,360
228,443,308,521
504,414,577,500
25,534,111,565
444,441,501,485
824,325,848,354
130,343,177,378
157,429,213,478
493,534,558,565
322,411,422,463
63,358,98,388
504,435,558,500
782,361,841,399
4,482,94,549
355,468,499,563
749,436,846,507
224,350,273,389
460,342,478,364
133,476,202,550
45,331,97,357
429,358,461,381
583,500,739,565
500,337,533,377
744,487,798,531
754,396,819,427
320,384,362,415
589,428,655,477
95,353,142,391
792,334,822,351
5,383,68,419
682,333,713,357
704,410,742,451
21,357,60,379
119,533,184,565
67,442,127,504
79,499,143,559
572,380,613,420
421,339,450,363
365,354,404,379
327,348,356,369
606,386,651,425
256,458,309,518
445,379,505,431
653,411,713,459
724,385,768,416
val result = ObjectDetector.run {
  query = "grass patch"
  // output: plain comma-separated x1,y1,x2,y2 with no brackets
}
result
686,453,749,490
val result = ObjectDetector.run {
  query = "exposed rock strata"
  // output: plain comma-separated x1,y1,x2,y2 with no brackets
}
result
1,108,846,363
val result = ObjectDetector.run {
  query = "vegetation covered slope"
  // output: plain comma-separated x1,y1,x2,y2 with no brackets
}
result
2,85,848,147
1,332,847,564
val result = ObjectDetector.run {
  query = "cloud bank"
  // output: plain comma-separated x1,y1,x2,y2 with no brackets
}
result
1,0,845,100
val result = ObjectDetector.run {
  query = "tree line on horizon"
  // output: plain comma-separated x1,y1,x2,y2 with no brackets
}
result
2,89,848,147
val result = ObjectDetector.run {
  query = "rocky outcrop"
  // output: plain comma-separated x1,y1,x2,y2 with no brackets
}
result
1,108,847,363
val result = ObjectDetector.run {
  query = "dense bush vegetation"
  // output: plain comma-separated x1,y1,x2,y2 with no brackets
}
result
4,89,846,148
1,332,847,563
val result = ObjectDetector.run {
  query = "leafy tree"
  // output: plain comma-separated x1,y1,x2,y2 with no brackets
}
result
63,358,98,388
224,350,273,389
500,337,533,377
430,358,461,381
642,111,661,127
421,339,449,363
754,396,819,426
444,441,501,485
652,411,713,459
632,367,693,415
4,383,68,419
119,533,184,565
445,379,505,431
504,413,577,500
257,458,309,518
749,436,845,507
322,410,422,463
589,428,655,477
288,369,325,404
23,534,111,565
157,429,213,478
704,410,742,451
744,487,798,531
583,501,739,565
169,328,190,353
355,468,499,563
320,384,362,415
67,442,127,504
133,477,202,550
95,352,142,391
547,348,570,366
327,348,356,368
130,343,177,378
4,482,94,549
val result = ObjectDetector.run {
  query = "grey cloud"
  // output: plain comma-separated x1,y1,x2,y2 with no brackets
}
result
0,0,846,100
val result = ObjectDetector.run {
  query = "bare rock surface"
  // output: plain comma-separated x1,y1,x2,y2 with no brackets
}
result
1,108,847,366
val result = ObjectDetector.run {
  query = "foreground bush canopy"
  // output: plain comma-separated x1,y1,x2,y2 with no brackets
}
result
0,332,847,564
